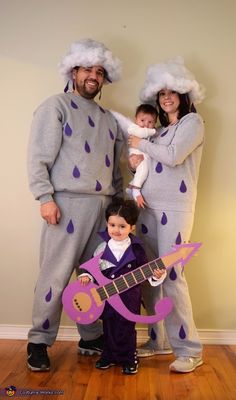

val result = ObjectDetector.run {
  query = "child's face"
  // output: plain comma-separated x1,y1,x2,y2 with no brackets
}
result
107,215,133,241
135,111,157,129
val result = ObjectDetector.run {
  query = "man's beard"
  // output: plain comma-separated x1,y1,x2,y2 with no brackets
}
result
75,80,101,99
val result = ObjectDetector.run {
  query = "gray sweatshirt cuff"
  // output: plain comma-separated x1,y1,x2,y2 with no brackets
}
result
39,194,54,204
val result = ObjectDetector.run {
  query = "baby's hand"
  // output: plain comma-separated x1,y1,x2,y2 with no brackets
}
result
136,194,147,209
79,276,91,286
153,268,166,280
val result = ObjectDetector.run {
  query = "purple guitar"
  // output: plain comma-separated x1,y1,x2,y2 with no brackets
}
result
62,242,201,324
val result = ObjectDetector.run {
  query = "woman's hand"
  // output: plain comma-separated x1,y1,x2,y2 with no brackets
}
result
128,135,141,149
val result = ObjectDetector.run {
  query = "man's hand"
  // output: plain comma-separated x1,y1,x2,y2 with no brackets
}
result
40,201,61,225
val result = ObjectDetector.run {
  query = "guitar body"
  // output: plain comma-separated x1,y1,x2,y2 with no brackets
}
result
62,280,105,324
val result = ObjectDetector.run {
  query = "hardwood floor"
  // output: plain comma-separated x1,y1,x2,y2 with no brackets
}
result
0,340,235,400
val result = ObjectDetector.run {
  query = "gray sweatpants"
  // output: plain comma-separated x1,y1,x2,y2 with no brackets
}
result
28,193,112,346
136,207,202,358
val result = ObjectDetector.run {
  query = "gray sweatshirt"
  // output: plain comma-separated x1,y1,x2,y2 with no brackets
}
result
138,113,204,212
28,92,124,203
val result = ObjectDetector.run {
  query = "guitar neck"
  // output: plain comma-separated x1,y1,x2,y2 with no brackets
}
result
97,257,165,301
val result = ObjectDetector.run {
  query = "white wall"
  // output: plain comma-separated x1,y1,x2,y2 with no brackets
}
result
0,0,235,331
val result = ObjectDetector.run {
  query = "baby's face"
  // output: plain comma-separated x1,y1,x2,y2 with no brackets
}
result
135,112,156,129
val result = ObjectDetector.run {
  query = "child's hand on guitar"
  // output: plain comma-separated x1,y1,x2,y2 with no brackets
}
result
78,275,91,285
153,268,166,280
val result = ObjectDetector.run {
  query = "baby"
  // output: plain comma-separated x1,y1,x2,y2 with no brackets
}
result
111,104,158,208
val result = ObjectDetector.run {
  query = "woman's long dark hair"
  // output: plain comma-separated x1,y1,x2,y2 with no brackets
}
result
156,92,197,127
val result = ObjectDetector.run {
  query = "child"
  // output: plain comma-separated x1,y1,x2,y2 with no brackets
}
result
111,104,158,208
78,198,166,375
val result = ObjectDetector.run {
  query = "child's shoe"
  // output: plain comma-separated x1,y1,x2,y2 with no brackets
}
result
95,358,115,370
122,363,138,375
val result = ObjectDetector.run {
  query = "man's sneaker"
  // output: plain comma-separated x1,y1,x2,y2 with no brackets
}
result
27,343,50,371
95,358,115,370
122,363,138,375
169,356,203,373
78,335,103,355
137,339,173,357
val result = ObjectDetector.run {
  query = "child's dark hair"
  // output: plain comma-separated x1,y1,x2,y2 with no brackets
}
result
156,92,197,127
105,197,139,226
135,103,158,120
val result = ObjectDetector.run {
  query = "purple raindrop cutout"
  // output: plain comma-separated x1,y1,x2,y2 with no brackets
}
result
73,166,80,178
175,232,182,244
161,130,168,137
42,319,50,330
179,325,186,339
105,155,110,167
95,180,102,191
180,180,187,193
161,212,167,225
155,162,163,173
45,287,52,302
169,267,177,281
64,123,72,136
85,141,91,153
150,328,157,341
71,100,78,109
88,116,95,127
66,219,74,234
109,129,114,140
99,106,106,113
141,224,148,234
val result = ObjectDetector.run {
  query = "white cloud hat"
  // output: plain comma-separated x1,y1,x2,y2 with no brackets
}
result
140,56,205,104
59,38,122,84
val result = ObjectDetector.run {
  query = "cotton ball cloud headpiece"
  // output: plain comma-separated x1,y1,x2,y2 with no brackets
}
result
140,57,205,105
58,38,122,85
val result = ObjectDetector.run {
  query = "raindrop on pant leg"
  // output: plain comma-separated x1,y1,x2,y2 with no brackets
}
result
42,319,50,330
66,219,74,234
45,287,52,302
161,212,167,225
169,267,177,281
179,325,186,339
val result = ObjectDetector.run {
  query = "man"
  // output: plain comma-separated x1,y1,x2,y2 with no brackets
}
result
27,39,123,371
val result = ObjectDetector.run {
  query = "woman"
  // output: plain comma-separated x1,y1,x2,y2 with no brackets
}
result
128,57,205,373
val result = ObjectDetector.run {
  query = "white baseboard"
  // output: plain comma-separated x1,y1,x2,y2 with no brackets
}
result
0,325,236,345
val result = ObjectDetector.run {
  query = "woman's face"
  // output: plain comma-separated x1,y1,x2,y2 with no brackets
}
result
158,89,180,117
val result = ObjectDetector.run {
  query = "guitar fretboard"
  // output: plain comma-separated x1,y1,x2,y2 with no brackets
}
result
97,258,165,301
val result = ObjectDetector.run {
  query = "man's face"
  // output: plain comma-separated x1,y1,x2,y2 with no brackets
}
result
72,66,105,99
